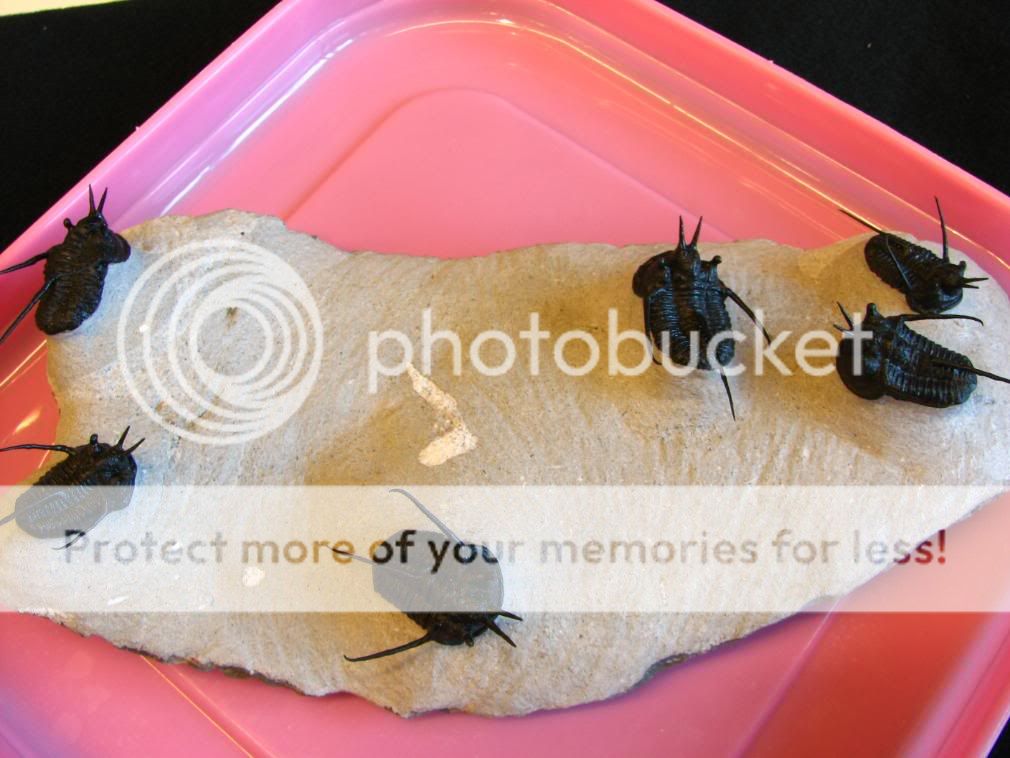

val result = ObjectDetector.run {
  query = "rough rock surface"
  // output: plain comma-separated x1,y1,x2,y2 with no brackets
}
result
2,211,1007,716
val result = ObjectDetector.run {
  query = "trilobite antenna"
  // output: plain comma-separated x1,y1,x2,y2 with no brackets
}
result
835,302,855,332
934,197,949,263
930,361,1010,385
838,207,885,234
389,488,462,545
0,443,75,455
0,277,58,347
343,633,435,662
719,370,737,422
329,546,376,565
56,531,87,551
881,236,914,292
97,187,108,215
900,313,985,326
327,546,417,583
0,252,49,276
724,286,772,345
331,545,389,570
677,216,686,249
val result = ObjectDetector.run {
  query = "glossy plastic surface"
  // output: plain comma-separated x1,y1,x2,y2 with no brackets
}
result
1,0,1009,755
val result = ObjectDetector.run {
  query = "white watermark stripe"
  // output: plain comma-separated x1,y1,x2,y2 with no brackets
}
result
0,485,1003,614
367,307,868,392
117,238,324,445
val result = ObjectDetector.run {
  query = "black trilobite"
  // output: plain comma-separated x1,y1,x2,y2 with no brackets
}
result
833,303,1009,407
840,198,987,314
632,217,771,419
0,186,131,346
0,427,143,547
333,488,521,662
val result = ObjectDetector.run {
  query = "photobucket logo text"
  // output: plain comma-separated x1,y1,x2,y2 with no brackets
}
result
367,309,872,392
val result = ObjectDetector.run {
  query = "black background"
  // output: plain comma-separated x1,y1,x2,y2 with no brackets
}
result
1,0,1009,251
1,0,1008,751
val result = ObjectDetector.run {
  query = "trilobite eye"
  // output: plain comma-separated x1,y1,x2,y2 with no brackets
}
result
676,265,698,283
674,249,693,266
940,270,962,292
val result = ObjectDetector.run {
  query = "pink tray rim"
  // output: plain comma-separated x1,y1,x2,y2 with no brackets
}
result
3,0,1010,754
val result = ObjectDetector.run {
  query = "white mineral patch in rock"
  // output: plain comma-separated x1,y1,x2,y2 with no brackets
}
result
405,363,478,466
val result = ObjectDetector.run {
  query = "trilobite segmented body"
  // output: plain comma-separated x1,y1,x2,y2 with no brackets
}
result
0,428,143,542
333,489,521,662
632,216,771,418
840,199,987,314
834,303,1010,408
0,186,131,346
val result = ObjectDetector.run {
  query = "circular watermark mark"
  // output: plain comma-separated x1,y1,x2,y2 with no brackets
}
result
117,238,323,445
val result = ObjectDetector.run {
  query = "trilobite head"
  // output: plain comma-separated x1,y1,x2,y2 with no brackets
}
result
671,217,722,277
64,186,131,264
834,303,885,399
632,216,711,296
941,260,968,291
79,427,144,488
902,260,963,313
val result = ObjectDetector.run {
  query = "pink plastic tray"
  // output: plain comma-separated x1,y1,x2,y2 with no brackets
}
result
3,0,1010,755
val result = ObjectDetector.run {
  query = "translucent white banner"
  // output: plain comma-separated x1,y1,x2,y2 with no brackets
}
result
0,485,1005,613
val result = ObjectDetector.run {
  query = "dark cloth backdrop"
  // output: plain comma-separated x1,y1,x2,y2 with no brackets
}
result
0,0,1008,752
0,0,1008,252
